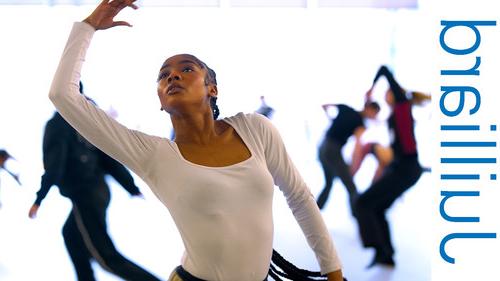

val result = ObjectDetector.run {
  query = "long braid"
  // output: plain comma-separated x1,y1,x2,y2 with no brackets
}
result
269,263,288,280
210,96,220,120
273,249,325,278
269,249,347,281
202,61,219,120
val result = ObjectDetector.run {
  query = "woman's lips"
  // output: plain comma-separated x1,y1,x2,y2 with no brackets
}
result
167,84,184,95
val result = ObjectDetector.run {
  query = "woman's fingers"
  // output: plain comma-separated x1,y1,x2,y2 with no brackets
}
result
85,0,138,30
125,0,139,10
113,0,137,9
109,0,125,8
113,0,139,17
112,20,132,27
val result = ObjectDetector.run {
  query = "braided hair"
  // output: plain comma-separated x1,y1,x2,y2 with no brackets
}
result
205,66,220,120
269,249,347,281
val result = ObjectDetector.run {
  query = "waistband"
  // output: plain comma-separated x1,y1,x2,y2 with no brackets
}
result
175,266,206,281
175,266,268,281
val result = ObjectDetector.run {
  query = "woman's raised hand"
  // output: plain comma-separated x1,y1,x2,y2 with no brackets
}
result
83,0,138,30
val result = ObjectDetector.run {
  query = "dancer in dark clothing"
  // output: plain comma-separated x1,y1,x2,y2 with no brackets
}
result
316,102,380,212
28,84,161,281
355,65,424,268
255,96,275,119
0,149,20,185
0,149,21,208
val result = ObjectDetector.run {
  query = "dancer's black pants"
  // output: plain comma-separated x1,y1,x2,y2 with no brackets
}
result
62,181,161,281
317,138,357,209
355,157,422,258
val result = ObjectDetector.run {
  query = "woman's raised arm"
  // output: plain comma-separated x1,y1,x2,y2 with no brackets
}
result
49,0,160,177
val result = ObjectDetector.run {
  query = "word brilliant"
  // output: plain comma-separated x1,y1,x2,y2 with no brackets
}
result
439,20,497,264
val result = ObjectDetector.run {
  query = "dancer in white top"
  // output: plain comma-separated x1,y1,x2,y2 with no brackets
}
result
49,1,345,280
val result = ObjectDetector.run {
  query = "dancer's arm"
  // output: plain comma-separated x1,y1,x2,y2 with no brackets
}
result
350,126,366,176
49,0,159,177
322,104,337,111
100,150,142,196
410,91,432,106
4,169,20,185
29,120,69,218
373,66,417,155
321,104,338,119
251,113,343,280
373,65,406,103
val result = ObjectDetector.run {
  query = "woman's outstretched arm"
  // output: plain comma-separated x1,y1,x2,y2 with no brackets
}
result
252,114,344,280
49,0,159,177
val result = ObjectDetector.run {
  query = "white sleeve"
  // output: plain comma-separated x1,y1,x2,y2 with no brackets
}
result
49,22,160,177
251,114,342,274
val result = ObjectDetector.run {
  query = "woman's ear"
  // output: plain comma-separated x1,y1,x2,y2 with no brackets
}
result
209,85,218,98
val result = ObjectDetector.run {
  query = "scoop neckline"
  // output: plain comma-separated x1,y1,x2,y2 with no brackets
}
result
171,118,254,169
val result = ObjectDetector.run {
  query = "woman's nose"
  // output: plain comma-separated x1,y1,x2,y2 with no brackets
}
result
167,72,181,83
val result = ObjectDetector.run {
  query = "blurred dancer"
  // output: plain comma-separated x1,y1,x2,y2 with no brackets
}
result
255,96,275,119
28,82,161,281
355,65,427,267
350,90,430,184
0,149,20,184
0,149,21,208
316,102,380,212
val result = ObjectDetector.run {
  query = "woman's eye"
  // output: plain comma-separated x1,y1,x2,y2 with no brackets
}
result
157,72,169,81
182,67,193,73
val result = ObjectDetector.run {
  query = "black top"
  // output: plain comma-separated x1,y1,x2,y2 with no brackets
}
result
325,104,364,146
34,112,140,205
373,66,418,159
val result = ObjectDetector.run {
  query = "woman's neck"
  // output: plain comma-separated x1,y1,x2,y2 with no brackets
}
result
170,112,226,145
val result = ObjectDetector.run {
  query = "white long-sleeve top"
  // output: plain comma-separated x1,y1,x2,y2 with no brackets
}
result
49,21,342,281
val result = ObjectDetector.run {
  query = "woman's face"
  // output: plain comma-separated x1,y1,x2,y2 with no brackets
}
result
157,54,217,115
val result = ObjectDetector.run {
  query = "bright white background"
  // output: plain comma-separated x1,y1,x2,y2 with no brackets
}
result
0,1,496,281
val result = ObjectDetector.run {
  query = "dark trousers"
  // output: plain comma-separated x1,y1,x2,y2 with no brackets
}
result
316,138,358,210
355,157,422,258
62,182,161,281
